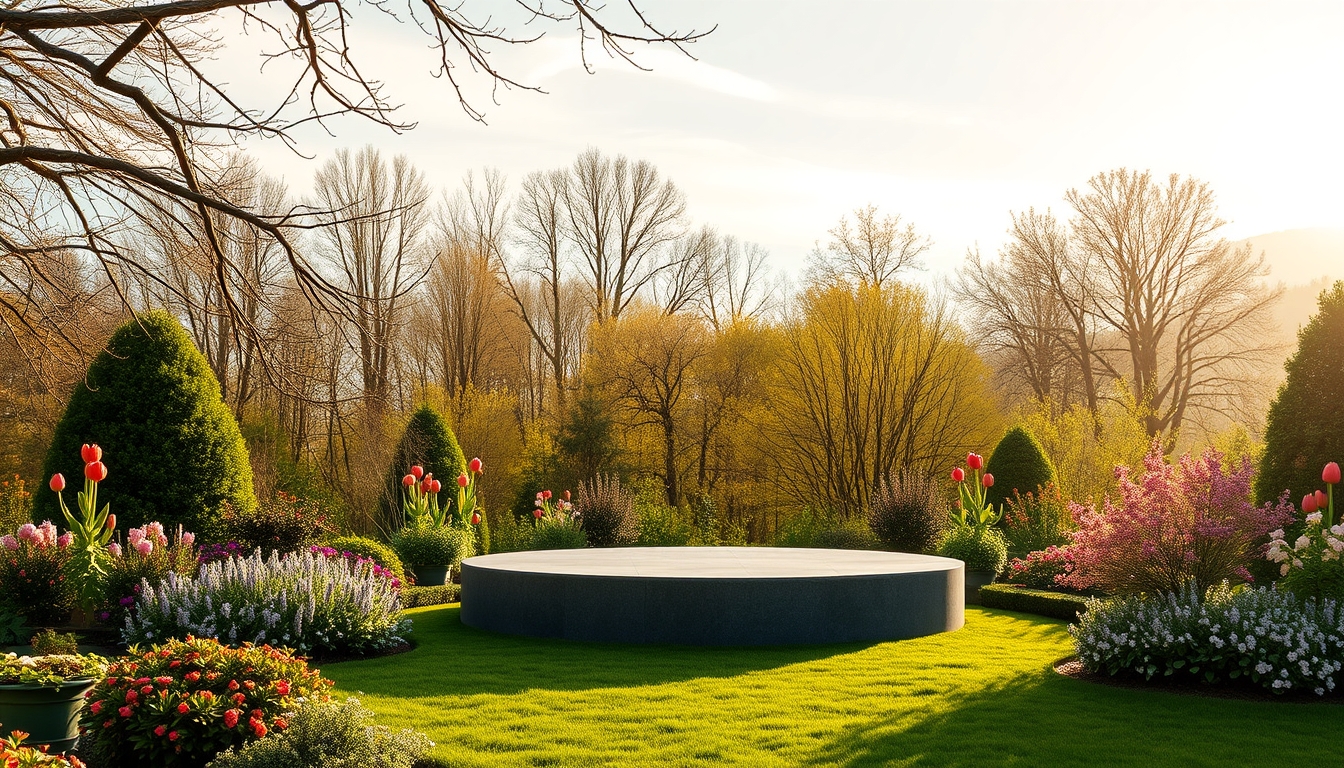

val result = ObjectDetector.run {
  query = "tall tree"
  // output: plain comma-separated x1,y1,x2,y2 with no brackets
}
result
809,205,930,290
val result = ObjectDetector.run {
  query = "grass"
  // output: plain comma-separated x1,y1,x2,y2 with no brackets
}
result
324,604,1339,767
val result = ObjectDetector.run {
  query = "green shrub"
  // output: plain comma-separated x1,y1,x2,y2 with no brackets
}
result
978,584,1088,621
0,603,29,645
222,491,334,556
325,535,405,583
392,525,473,567
382,405,467,531
29,628,78,655
401,584,461,608
80,636,333,768
635,503,693,547
1001,483,1073,557
984,426,1056,511
867,468,945,552
206,697,431,768
576,474,639,547
772,507,831,547
35,311,257,539
0,521,74,625
488,511,532,553
529,519,587,550
1257,281,1344,508
811,518,881,550
0,476,31,532
937,526,1008,574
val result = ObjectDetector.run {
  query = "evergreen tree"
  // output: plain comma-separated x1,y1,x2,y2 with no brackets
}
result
1257,281,1344,506
35,311,256,539
984,426,1056,511
382,405,467,530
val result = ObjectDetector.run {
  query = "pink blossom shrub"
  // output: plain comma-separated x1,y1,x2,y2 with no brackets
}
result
1005,545,1077,591
1062,441,1294,595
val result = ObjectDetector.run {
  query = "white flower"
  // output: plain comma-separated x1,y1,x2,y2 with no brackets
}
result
1281,563,1290,576
1307,512,1323,525
1293,559,1304,569
1295,535,1312,551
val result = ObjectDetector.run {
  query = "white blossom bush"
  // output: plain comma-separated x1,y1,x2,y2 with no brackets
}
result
123,548,410,657
1071,582,1344,695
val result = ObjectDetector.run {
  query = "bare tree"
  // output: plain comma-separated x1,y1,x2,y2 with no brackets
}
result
311,147,431,410
809,205,930,289
0,1,710,380
700,234,772,330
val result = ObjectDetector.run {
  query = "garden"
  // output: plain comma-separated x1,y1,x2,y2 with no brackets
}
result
0,284,1342,767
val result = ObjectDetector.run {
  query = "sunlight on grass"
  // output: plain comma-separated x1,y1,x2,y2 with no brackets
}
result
323,605,1338,767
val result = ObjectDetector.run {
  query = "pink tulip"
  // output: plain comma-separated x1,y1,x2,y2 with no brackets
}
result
1325,462,1342,485
134,539,153,556
982,473,995,488
951,467,965,483
1303,494,1319,514
1316,490,1329,509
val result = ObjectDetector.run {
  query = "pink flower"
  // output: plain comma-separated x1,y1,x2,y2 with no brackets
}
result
49,474,66,492
128,527,144,544
1,535,17,550
1304,494,1319,514
1325,462,1342,485
38,521,57,547
57,532,72,548
180,532,195,547
17,523,36,542
107,542,122,557
967,453,983,470
135,539,153,556
951,467,965,483
981,473,995,488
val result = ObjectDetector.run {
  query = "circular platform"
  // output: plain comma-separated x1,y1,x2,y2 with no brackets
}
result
459,547,964,646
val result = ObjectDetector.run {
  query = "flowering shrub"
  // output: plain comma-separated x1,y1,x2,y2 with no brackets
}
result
0,730,87,767
123,549,408,657
1062,443,1294,595
0,521,75,625
323,536,405,584
101,524,198,627
205,697,431,768
1072,582,1344,695
867,468,945,553
199,542,246,565
528,490,586,550
309,546,401,589
1004,545,1077,591
1002,482,1073,556
78,636,331,768
1268,461,1344,601
221,492,333,556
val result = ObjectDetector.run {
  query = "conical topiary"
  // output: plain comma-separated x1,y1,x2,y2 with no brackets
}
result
984,426,1056,511
1257,281,1344,506
382,404,467,531
34,311,256,540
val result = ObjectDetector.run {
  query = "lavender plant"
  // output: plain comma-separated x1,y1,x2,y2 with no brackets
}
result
1072,582,1344,695
122,548,409,657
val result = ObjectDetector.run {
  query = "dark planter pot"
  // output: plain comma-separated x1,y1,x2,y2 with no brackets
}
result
0,679,96,753
411,565,450,587
965,570,996,606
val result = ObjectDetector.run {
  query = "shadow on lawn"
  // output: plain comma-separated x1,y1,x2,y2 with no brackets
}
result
323,604,873,697
806,666,1343,768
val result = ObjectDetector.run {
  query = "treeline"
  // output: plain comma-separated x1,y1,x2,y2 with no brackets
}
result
0,153,1282,539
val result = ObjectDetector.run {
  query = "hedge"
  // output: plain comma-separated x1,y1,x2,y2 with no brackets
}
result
978,583,1089,621
401,584,460,608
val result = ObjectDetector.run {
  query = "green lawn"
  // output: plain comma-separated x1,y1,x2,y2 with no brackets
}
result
324,604,1338,767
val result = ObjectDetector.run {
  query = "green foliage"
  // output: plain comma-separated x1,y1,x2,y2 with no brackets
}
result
811,518,881,550
325,535,405,584
35,311,256,540
0,602,28,645
1257,281,1344,506
473,508,491,556
529,519,587,550
867,468,945,552
382,405,467,530
576,474,639,547
222,491,334,556
392,525,473,567
0,476,31,532
487,510,533,553
29,628,78,655
634,505,693,547
978,584,1088,621
985,426,1056,510
0,651,105,686
1001,483,1074,558
0,524,74,625
771,507,878,549
556,389,622,484
400,584,461,608
937,526,1008,574
206,697,431,768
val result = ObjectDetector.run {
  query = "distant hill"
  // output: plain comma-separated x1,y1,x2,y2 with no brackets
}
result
1237,228,1343,286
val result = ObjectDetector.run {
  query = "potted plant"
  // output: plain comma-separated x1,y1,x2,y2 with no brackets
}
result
391,460,484,585
937,453,1008,605
0,650,106,753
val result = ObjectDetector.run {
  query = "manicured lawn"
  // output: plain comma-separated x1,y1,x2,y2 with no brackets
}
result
324,605,1338,767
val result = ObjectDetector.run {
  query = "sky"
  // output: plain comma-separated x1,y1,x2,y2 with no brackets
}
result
227,1,1344,283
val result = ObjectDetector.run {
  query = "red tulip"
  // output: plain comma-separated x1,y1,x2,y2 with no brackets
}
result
106,515,116,530
85,461,108,482
469,457,483,473
982,473,995,488
951,467,965,483
457,474,469,488
533,508,544,519
402,474,416,487
967,453,983,470
429,479,441,494
81,444,102,464
541,489,552,500
470,512,482,525
563,490,571,502
420,480,432,494
49,474,66,493
1325,462,1342,485
1303,494,1319,514
1316,490,1329,509
410,465,424,479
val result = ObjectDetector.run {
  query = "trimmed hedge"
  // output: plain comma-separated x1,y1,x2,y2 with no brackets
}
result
984,426,1056,511
383,405,467,531
36,311,256,539
979,583,1089,621
401,584,460,608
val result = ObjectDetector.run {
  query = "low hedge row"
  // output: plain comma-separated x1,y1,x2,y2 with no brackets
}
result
401,584,460,608
979,583,1089,621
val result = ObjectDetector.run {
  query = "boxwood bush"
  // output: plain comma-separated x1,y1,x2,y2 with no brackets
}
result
984,426,1056,511
979,584,1089,621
